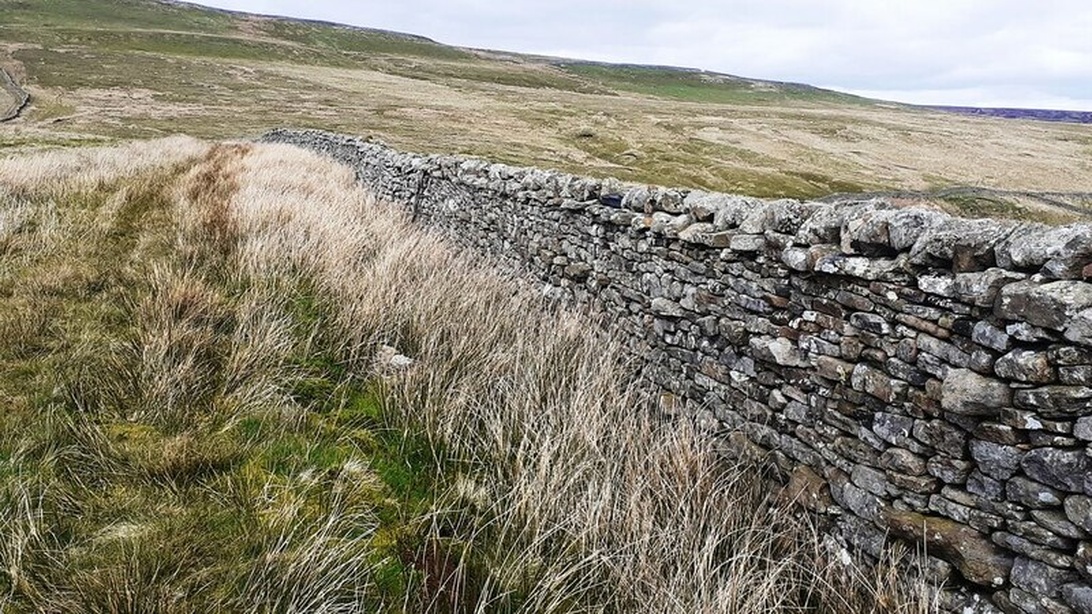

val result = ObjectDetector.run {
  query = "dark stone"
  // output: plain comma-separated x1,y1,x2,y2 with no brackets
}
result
996,349,1057,384
1011,556,1076,598
1023,448,1091,493
1008,476,1065,509
970,440,1024,481
1061,583,1092,614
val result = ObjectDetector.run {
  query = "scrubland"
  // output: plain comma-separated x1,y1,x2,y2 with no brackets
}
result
3,0,1092,219
0,139,938,612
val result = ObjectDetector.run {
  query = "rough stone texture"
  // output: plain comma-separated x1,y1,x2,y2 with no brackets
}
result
942,369,1012,416
263,129,1092,613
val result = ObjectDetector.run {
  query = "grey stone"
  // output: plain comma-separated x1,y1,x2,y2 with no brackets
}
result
729,233,767,252
996,349,1056,383
954,268,1028,307
1008,587,1075,614
1032,509,1088,540
996,280,1092,331
879,448,927,475
910,217,1013,270
1007,224,1089,270
1044,231,1092,280
974,320,1013,352
1014,386,1092,417
941,369,1012,416
847,312,889,335
970,439,1023,480
1012,556,1076,598
750,336,809,367
1008,477,1065,509
851,364,907,403
851,465,889,497
1062,366,1092,386
1061,583,1092,614
992,531,1073,569
967,470,1006,500
887,208,944,250
915,420,969,457
928,455,974,483
1067,497,1092,533
1075,418,1092,442
1010,321,1061,343
1023,448,1091,493
1078,544,1092,583
651,297,683,317
1067,308,1092,347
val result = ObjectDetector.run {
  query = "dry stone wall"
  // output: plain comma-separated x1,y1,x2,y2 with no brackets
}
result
262,128,1092,614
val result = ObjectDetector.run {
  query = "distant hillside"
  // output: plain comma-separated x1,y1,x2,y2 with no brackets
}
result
928,105,1092,124
2,0,1091,217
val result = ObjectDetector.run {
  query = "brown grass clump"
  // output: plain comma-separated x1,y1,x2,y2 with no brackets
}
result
0,139,939,613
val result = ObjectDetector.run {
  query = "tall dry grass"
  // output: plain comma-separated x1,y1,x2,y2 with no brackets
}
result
196,143,938,613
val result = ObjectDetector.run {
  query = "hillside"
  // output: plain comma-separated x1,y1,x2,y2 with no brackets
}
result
1,0,1091,220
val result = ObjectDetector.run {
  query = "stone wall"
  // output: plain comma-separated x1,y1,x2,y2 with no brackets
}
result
0,68,29,122
261,128,1092,614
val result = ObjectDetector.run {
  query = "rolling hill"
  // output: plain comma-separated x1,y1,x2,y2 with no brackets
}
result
2,0,1092,219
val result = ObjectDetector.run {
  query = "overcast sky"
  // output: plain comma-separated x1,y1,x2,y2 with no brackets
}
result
192,0,1092,111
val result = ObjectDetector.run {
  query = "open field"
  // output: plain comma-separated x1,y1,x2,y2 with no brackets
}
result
1,0,1091,221
0,137,937,612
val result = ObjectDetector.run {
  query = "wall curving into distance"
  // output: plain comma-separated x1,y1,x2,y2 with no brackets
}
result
261,128,1092,614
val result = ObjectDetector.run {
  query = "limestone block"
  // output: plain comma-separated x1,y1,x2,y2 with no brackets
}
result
996,280,1092,331
941,369,1012,416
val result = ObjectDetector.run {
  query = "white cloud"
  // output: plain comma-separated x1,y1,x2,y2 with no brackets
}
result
190,0,1092,110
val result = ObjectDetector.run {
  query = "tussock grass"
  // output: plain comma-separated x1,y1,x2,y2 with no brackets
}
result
0,140,938,612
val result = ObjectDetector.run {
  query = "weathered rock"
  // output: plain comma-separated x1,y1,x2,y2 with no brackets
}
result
1044,232,1092,280
1067,497,1092,533
1012,556,1076,598
1032,509,1088,540
1061,583,1092,614
941,369,1012,416
779,465,834,512
651,297,683,317
974,321,1012,352
852,364,907,403
1007,224,1089,270
955,268,1027,307
883,508,1013,587
910,217,1012,271
995,349,1056,383
1014,386,1092,417
1077,543,1092,582
1076,418,1092,442
996,281,1092,331
928,455,974,483
970,440,1024,481
751,336,809,367
1023,448,1091,493
879,448,927,475
1008,477,1065,509
1067,308,1092,347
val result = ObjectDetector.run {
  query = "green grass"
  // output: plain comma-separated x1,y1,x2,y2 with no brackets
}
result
561,63,872,105
0,155,459,612
0,0,236,32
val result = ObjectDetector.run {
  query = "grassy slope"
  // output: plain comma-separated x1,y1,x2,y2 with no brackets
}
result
0,137,936,613
1,0,1091,216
